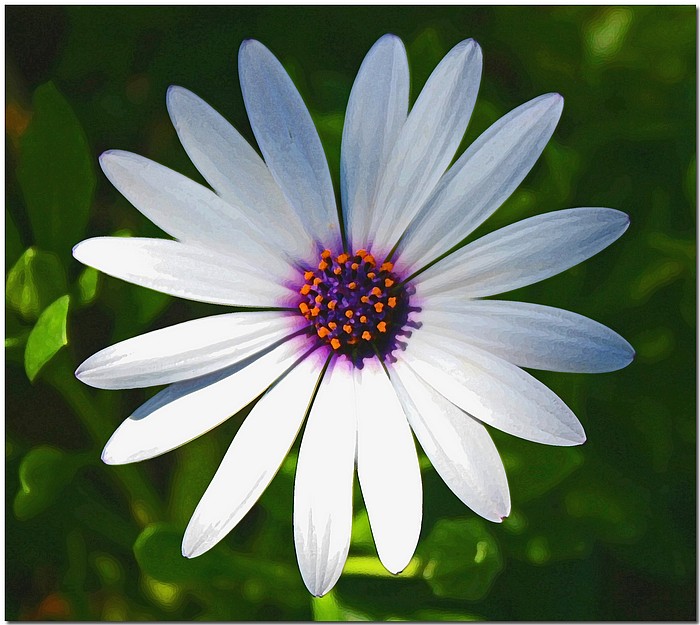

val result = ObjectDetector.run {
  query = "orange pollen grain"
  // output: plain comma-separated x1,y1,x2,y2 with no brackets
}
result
384,278,394,287
380,262,394,272
337,253,349,264
304,271,315,281
310,307,320,317
356,249,368,258
371,287,382,297
374,302,384,313
364,254,376,266
345,310,354,319
360,315,367,323
315,295,324,304
351,262,359,270
299,302,309,314
321,249,332,259
328,322,337,330
377,321,387,333
333,267,342,275
367,272,376,279
313,277,322,286
361,296,370,304
388,297,397,308
348,282,357,290
343,324,353,334
330,338,341,350
300,284,312,295
362,331,372,341
317,327,330,338
327,300,337,310
319,260,329,271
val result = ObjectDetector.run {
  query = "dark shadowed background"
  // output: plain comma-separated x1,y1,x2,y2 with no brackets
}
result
6,5,696,621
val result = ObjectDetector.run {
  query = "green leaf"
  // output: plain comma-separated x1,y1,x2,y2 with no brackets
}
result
76,266,100,305
6,247,67,321
24,294,70,382
420,518,503,600
16,82,95,259
14,445,82,520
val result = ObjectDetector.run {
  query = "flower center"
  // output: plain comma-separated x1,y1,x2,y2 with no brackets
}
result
297,249,417,367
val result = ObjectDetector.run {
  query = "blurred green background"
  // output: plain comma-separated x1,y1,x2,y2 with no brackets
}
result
5,6,695,621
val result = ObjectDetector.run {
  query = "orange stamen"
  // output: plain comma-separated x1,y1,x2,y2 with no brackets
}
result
327,300,337,310
304,270,315,281
380,261,394,272
343,324,352,334
388,297,397,308
337,253,349,264
300,284,311,295
384,278,394,288
377,321,387,333
317,327,330,338
371,287,382,297
345,310,354,319
330,338,341,350
362,331,372,341
374,302,384,313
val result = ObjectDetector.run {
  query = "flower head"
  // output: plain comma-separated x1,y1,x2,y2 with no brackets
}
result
74,34,634,596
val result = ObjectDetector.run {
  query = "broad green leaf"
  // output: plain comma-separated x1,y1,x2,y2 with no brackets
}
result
16,82,95,259
14,445,82,519
420,518,502,600
24,294,70,382
6,247,67,321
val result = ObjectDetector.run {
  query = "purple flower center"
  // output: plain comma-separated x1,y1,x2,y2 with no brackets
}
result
297,249,418,367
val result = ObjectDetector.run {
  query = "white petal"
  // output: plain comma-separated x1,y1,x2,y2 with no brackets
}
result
390,360,510,522
76,311,301,389
416,207,630,298
101,335,309,464
341,34,409,250
355,360,422,574
182,355,322,558
239,40,340,247
369,39,482,254
294,358,356,596
99,150,292,268
419,299,635,373
399,94,564,271
73,237,295,308
402,331,586,446
166,86,314,259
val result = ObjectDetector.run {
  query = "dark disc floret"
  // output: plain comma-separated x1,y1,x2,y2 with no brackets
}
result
298,248,419,367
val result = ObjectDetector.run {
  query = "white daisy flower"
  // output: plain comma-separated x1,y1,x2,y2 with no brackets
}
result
73,35,634,596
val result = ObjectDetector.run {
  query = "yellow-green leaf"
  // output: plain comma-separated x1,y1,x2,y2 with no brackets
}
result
24,294,70,382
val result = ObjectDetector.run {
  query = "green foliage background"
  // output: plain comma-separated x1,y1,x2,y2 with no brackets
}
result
6,6,695,621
